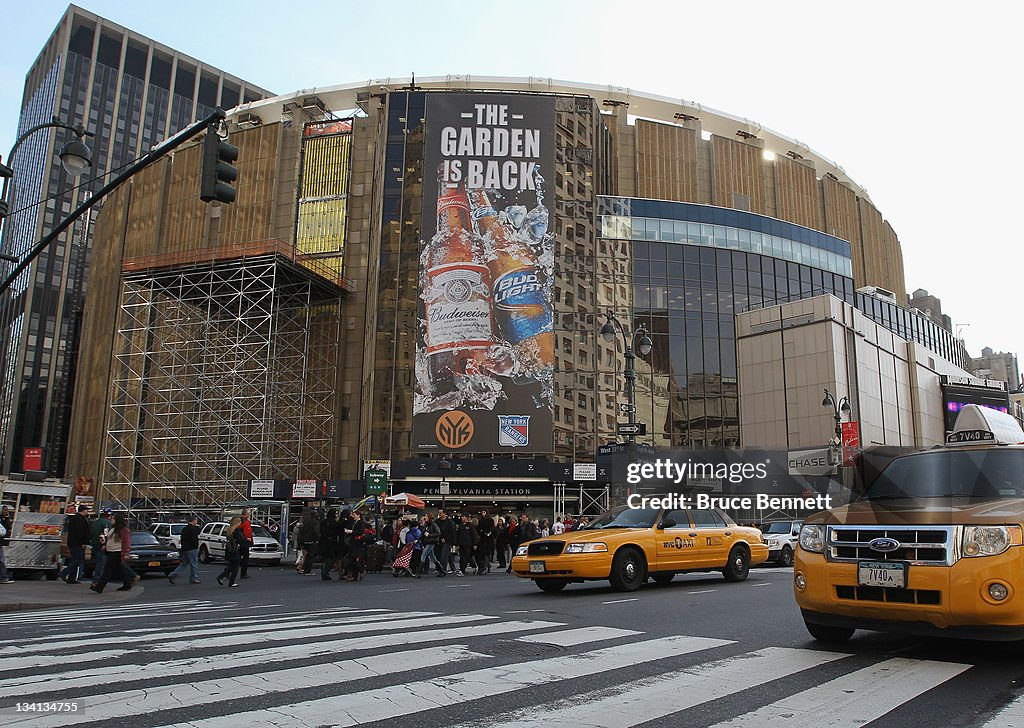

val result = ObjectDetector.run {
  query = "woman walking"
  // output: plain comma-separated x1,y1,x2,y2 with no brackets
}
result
346,511,368,581
90,513,133,593
318,510,340,580
216,517,246,587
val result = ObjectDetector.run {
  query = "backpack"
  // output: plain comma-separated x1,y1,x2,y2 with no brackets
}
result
225,530,240,556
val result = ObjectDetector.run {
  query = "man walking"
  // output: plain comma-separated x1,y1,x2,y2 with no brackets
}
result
436,509,457,574
477,510,495,575
239,510,254,579
168,515,201,584
419,513,443,576
89,508,113,585
0,505,12,583
63,504,91,584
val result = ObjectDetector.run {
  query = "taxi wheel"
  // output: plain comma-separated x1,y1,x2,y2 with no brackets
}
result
804,620,855,643
722,545,750,582
609,548,646,592
780,546,794,567
536,579,568,592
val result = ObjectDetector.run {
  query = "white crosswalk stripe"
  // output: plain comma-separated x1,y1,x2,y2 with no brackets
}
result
0,605,996,727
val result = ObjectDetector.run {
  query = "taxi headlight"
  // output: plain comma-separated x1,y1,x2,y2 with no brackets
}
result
564,543,608,554
515,546,528,557
962,526,1021,557
799,524,825,554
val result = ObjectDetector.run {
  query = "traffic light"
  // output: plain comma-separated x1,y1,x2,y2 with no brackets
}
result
199,128,238,203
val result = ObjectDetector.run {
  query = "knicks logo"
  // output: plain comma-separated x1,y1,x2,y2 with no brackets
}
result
436,410,474,449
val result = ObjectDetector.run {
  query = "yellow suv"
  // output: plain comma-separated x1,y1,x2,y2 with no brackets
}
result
795,404,1024,642
512,505,768,592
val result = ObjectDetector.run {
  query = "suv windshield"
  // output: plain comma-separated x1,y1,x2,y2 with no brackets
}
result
765,522,795,534
862,449,1024,501
583,507,660,529
251,526,273,539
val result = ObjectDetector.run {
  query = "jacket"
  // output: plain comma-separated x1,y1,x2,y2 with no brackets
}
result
66,513,91,549
104,526,131,558
0,514,10,546
437,516,457,545
518,520,538,542
297,516,319,543
89,517,111,549
226,526,247,559
406,526,422,550
179,524,200,552
456,522,478,547
240,518,254,545
422,521,440,545
477,517,495,541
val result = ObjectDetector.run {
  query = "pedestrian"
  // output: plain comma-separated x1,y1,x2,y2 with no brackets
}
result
318,510,339,580
238,509,254,579
338,509,354,577
167,514,201,584
477,510,496,575
297,508,319,575
90,513,133,593
563,515,575,532
346,511,369,581
518,513,538,543
456,515,478,576
539,518,550,538
552,517,565,535
419,513,443,576
89,508,113,585
436,509,457,574
406,518,423,577
0,504,12,584
216,517,245,587
495,516,509,570
63,504,91,584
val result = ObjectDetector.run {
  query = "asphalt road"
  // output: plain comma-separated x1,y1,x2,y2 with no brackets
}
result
0,562,1022,727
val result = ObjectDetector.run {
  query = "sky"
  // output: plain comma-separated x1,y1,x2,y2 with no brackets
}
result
1,0,1021,371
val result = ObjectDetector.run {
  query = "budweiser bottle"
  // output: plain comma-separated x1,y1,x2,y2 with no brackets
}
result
468,188,554,373
423,182,494,396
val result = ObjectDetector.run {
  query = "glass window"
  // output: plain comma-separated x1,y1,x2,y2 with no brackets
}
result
663,510,691,528
691,509,721,528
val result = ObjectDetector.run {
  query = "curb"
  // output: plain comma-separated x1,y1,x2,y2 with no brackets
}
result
0,586,145,613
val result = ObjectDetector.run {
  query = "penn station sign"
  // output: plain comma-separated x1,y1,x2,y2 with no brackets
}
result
788,448,833,476
417,483,555,498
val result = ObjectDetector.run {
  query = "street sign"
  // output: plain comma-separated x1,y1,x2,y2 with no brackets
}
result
365,469,388,496
292,480,317,499
249,479,274,498
439,482,451,495
573,463,597,481
619,404,635,413
616,423,646,436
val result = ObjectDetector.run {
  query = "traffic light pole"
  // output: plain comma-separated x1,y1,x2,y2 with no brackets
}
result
0,108,228,298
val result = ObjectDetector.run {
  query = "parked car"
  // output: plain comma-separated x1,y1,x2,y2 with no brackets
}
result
198,522,283,565
150,522,187,548
760,519,802,567
84,531,180,577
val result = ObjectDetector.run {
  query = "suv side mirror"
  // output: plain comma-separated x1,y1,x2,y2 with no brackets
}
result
660,518,676,529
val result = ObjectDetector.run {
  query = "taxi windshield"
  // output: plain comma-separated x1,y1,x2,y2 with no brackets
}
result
583,507,660,529
862,449,1024,501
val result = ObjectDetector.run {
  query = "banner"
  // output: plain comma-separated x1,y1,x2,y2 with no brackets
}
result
413,93,555,453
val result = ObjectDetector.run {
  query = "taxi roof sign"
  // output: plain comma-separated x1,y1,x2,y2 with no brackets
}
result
948,404,1024,445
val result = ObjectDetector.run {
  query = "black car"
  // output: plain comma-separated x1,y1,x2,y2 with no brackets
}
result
84,531,181,577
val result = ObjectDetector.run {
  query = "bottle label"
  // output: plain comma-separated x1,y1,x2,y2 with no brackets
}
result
437,191,470,215
426,263,492,353
492,268,552,343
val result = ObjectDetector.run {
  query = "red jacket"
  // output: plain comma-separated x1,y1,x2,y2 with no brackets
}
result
241,518,253,544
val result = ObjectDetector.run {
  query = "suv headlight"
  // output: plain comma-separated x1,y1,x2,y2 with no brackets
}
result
515,546,528,557
564,543,608,554
167,551,180,559
799,524,825,553
962,526,1022,557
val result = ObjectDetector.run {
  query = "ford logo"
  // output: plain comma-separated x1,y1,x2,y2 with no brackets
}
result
869,537,900,553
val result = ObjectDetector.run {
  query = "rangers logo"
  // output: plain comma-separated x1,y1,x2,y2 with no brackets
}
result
498,415,530,447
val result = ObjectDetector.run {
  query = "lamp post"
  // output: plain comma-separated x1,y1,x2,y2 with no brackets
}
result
600,311,653,446
821,388,851,440
439,457,451,512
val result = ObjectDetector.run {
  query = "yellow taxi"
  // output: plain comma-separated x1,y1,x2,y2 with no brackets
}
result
511,506,768,592
795,404,1024,642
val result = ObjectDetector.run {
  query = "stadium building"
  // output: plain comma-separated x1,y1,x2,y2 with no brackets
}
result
62,76,977,516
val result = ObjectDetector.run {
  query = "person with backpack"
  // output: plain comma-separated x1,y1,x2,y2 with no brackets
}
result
90,513,133,593
63,504,91,584
216,517,246,587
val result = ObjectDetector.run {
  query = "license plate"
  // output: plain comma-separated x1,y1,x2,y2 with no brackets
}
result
529,561,546,574
858,561,905,588
148,561,161,567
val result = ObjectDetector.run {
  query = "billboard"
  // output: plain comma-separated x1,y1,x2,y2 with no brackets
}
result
413,93,555,453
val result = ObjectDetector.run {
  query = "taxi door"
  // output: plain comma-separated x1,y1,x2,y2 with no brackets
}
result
690,509,731,567
654,509,700,571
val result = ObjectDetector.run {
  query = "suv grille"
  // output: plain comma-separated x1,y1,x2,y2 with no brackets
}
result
527,541,565,556
826,526,957,565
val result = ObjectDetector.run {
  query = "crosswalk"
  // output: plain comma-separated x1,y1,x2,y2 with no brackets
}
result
0,598,1019,727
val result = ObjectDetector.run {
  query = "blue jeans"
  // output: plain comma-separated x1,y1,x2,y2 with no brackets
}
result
65,545,85,582
419,544,442,574
170,549,200,582
92,549,107,584
437,543,451,572
0,545,8,580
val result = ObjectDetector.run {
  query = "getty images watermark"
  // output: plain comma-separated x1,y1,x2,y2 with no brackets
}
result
612,450,836,512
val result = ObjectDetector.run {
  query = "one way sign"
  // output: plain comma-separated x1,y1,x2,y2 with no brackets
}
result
616,423,646,436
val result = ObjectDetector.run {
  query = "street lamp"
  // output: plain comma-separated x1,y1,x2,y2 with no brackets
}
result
600,311,653,445
821,388,851,440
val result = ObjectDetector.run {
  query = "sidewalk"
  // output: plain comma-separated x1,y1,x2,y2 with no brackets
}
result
0,579,144,613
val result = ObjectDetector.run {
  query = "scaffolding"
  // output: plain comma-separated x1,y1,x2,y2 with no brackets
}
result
103,241,345,513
